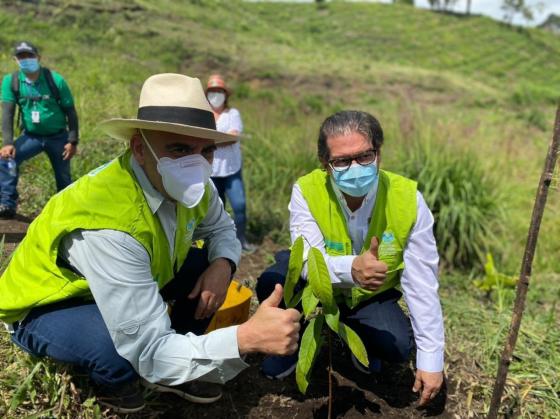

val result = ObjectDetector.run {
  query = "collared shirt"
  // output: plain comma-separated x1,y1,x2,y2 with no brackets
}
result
211,108,243,177
289,178,445,372
58,155,247,385
1,68,74,136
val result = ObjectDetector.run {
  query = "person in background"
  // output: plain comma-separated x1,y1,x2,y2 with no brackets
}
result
256,110,445,407
206,74,255,253
0,41,79,219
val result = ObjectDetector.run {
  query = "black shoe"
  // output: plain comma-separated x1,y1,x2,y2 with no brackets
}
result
142,378,222,404
0,205,15,219
95,380,145,413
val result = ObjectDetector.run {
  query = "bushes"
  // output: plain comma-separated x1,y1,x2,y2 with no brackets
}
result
400,144,503,270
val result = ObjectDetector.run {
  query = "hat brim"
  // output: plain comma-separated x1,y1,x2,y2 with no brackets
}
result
99,118,238,144
206,86,232,96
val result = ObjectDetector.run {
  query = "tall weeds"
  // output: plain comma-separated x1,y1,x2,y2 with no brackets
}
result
400,143,503,270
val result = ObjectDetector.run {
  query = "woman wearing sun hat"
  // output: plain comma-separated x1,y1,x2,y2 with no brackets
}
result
206,74,255,253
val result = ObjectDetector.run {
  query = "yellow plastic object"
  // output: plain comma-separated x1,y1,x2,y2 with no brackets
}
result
205,280,253,333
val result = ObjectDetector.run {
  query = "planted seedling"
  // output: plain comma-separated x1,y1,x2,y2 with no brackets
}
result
284,236,369,416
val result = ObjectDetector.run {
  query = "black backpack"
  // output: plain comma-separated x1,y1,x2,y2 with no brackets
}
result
11,67,62,132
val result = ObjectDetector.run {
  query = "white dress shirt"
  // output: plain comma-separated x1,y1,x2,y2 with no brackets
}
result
58,156,247,385
211,108,243,177
289,177,445,372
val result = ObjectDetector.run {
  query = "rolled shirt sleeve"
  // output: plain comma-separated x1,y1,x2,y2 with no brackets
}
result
60,229,248,385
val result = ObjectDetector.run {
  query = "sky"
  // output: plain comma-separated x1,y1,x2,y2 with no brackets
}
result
413,0,560,26
258,1,560,27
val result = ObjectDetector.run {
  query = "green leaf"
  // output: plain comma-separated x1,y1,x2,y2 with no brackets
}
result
324,306,340,333
302,284,319,317
9,362,44,412
307,247,335,311
339,321,369,368
296,315,324,394
290,289,304,308
473,253,518,292
82,397,96,408
284,236,304,308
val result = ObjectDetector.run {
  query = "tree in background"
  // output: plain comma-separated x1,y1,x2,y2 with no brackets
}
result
502,0,534,24
393,0,415,5
466,0,472,15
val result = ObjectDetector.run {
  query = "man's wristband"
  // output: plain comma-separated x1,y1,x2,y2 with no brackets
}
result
69,140,79,145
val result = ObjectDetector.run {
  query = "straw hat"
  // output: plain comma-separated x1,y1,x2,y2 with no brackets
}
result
100,73,237,144
206,74,231,95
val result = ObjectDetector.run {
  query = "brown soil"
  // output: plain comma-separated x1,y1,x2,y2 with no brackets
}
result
131,350,451,419
0,215,32,256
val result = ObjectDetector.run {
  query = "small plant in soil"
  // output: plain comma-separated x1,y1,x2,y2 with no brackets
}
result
284,236,369,416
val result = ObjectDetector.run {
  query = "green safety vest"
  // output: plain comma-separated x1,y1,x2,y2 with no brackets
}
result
297,169,417,308
0,150,210,323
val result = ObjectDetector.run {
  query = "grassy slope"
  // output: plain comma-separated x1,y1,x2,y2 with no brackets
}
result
0,0,559,417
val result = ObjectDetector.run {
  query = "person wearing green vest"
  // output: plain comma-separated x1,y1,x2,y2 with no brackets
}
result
256,110,444,406
0,41,80,219
0,73,300,414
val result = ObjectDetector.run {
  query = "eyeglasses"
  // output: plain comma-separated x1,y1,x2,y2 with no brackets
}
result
328,149,377,172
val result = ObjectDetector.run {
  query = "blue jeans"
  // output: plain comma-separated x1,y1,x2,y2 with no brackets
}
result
257,250,414,363
11,248,214,388
211,170,248,242
0,131,72,209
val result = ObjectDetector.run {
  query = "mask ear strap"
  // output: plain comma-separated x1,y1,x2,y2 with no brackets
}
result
140,129,159,161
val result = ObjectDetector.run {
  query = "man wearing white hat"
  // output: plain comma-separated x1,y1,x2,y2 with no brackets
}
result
0,74,300,413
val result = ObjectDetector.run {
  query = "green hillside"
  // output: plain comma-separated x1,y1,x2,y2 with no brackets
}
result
0,0,559,417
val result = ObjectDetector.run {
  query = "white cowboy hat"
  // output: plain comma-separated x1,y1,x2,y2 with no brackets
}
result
100,73,237,144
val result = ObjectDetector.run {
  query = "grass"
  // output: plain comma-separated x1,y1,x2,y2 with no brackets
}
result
399,142,503,270
0,0,559,417
442,271,560,417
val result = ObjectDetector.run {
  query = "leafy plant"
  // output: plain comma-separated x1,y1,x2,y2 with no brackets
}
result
474,253,518,314
284,237,369,400
400,143,503,270
474,253,518,293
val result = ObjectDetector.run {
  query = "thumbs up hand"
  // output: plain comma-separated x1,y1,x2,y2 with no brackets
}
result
237,284,301,355
351,236,388,291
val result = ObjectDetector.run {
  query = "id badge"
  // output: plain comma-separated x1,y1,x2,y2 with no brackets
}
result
31,110,40,124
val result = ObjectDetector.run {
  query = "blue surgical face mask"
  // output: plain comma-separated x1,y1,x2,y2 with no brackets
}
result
331,162,378,197
18,58,40,74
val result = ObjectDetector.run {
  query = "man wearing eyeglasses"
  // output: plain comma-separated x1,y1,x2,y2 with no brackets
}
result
256,110,444,407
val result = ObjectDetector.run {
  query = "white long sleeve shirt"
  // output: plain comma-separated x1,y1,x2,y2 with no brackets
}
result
58,156,247,385
289,178,445,372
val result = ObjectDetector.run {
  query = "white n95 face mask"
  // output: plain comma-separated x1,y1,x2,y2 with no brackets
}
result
207,91,226,109
141,130,212,208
